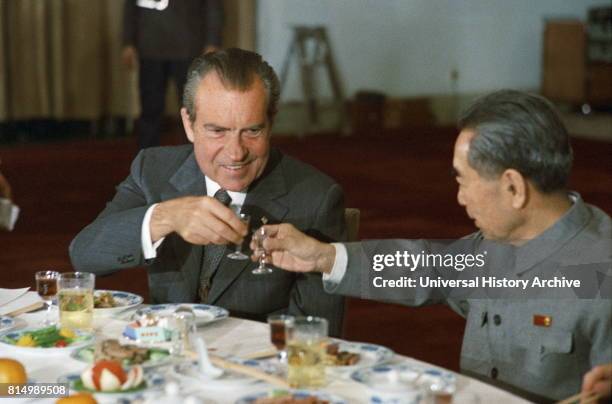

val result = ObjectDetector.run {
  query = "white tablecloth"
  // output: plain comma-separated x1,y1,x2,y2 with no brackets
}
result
0,309,531,404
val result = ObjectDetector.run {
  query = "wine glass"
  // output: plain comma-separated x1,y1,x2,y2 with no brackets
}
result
267,314,295,364
252,225,273,275
227,213,251,260
35,270,59,326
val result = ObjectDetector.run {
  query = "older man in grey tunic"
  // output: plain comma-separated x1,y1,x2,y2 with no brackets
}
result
255,90,611,403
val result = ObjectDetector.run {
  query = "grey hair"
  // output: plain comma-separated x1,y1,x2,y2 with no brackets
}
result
182,48,280,124
458,90,573,193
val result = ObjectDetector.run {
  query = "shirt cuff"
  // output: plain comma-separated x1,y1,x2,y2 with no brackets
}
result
322,243,348,284
142,204,165,260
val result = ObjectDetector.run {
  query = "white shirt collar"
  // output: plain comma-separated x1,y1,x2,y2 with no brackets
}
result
204,176,247,208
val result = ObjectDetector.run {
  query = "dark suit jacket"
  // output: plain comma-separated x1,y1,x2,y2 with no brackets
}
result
69,145,346,335
122,0,224,60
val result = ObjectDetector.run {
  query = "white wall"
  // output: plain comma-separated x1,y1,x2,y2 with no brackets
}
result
257,0,605,101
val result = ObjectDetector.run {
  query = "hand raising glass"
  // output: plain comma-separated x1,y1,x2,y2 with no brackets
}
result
252,217,273,275
227,212,251,260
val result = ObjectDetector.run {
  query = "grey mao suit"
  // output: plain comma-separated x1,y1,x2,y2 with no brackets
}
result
70,145,346,335
326,194,611,402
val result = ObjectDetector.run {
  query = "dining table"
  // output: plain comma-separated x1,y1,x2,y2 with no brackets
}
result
0,306,533,404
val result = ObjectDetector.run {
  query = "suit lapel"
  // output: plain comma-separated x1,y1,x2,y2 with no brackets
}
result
208,149,290,304
165,151,206,199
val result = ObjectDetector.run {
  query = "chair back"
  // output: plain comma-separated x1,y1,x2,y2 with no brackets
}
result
344,208,361,242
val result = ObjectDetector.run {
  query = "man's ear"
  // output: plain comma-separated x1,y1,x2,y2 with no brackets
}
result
501,169,527,209
181,108,195,143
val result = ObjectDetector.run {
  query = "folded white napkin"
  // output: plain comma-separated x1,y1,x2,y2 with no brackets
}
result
0,287,29,307
0,289,43,316
0,197,19,231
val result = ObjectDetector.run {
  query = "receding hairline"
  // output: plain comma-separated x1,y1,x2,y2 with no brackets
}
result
190,70,271,119
453,129,478,176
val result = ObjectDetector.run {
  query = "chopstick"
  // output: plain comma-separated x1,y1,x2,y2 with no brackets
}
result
210,355,289,388
555,391,600,404
185,351,289,388
241,347,278,360
5,301,44,317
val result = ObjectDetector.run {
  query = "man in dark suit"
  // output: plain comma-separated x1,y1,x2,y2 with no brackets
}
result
122,0,224,149
70,48,346,335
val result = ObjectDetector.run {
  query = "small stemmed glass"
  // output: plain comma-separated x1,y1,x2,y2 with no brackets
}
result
252,217,273,275
35,270,59,326
267,314,295,365
227,210,251,260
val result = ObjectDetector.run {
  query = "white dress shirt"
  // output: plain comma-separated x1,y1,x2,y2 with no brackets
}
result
141,177,247,259
322,243,348,284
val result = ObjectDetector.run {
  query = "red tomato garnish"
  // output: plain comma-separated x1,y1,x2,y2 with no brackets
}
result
55,340,68,347
91,360,127,390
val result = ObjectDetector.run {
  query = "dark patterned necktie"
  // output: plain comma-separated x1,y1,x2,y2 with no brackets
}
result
213,188,232,207
198,189,232,302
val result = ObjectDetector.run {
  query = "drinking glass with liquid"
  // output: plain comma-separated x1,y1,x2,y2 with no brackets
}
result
267,314,295,364
227,213,251,260
58,272,95,331
287,316,328,389
35,271,59,326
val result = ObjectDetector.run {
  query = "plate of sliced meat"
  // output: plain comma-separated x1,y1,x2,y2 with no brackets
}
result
72,339,171,368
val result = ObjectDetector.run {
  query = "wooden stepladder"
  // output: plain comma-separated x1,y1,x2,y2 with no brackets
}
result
279,26,346,133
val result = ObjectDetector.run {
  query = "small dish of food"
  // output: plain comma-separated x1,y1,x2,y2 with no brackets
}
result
93,290,143,317
58,360,165,398
73,339,171,368
325,341,394,374
0,326,94,353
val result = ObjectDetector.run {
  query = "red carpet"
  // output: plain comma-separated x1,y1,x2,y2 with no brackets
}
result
1,126,610,372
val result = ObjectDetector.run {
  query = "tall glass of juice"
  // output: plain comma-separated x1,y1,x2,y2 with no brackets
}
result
287,316,328,389
58,272,95,331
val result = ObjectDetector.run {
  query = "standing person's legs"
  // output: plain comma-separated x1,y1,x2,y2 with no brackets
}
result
170,60,191,108
138,59,168,149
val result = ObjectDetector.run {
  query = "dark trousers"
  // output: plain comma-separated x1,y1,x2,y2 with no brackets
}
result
137,59,191,149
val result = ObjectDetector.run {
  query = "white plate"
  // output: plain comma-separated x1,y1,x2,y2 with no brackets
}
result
174,357,278,388
71,344,172,368
235,390,346,404
0,316,15,333
134,304,229,326
0,327,94,353
94,290,143,317
58,370,165,398
351,363,456,395
327,341,394,374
